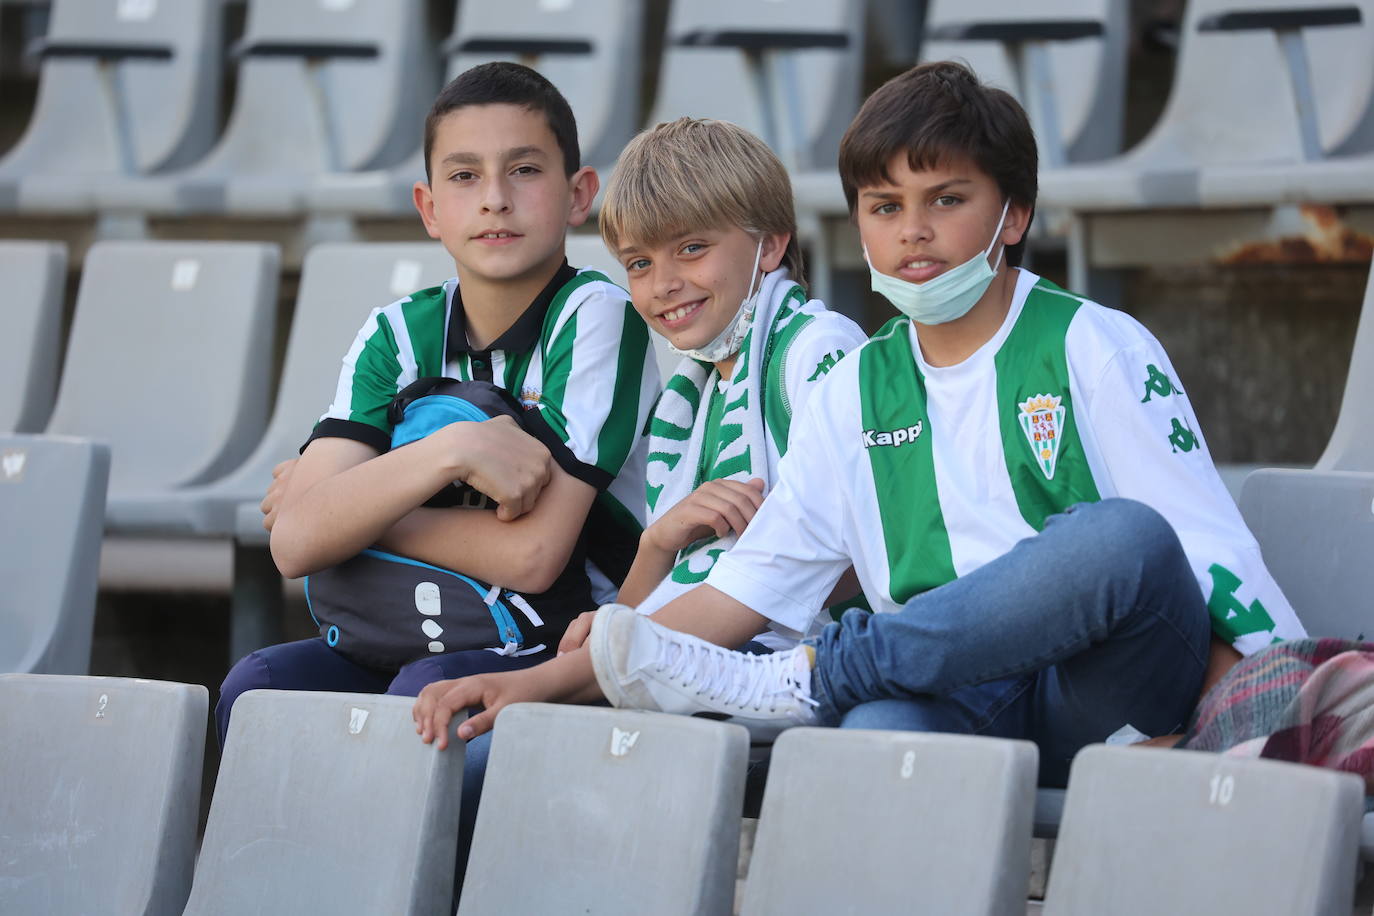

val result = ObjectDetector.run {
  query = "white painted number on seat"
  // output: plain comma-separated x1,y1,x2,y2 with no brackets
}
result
610,727,640,757
348,707,369,734
900,749,916,779
1,449,26,481
1208,772,1235,806
116,0,156,21
170,259,200,292
96,694,109,718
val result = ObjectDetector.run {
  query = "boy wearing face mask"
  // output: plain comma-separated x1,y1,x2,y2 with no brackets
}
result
414,62,1304,787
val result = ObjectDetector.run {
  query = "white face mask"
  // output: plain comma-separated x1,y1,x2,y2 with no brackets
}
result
668,239,765,364
867,200,1010,326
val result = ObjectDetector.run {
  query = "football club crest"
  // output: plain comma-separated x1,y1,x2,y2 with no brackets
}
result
1018,393,1065,480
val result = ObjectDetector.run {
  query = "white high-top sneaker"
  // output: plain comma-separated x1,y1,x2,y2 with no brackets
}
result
588,603,818,741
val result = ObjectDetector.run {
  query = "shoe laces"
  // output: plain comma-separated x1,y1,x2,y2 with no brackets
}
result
655,637,818,715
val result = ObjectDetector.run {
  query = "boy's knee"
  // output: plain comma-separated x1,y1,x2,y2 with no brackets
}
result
1070,499,1182,561
388,658,446,697
219,652,273,707
215,652,273,744
840,698,967,733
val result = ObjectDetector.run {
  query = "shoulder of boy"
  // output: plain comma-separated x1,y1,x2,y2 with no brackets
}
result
546,270,633,333
787,311,866,386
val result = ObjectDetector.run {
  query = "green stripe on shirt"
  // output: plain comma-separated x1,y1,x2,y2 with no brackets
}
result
596,300,650,476
860,318,957,603
994,279,1100,530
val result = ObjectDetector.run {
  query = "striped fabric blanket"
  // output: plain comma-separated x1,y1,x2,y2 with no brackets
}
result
1179,638,1374,792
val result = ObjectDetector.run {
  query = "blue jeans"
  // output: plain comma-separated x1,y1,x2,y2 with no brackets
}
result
215,638,548,747
810,499,1212,786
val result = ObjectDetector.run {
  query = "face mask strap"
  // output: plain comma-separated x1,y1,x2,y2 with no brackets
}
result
985,199,1011,273
744,238,765,302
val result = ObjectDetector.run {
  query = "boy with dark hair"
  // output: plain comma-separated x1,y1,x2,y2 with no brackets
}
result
217,62,658,743
414,61,1304,785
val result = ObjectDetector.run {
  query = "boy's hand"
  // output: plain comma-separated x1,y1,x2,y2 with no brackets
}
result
557,610,597,655
413,667,554,748
260,458,298,533
448,416,553,521
644,478,766,555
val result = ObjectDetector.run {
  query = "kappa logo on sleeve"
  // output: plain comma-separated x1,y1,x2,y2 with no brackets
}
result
1140,363,1182,403
862,421,924,448
807,349,846,381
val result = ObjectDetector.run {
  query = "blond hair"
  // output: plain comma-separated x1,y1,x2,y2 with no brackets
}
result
600,118,806,286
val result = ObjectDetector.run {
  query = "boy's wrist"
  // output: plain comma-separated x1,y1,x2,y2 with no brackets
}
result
433,420,479,483
640,522,675,558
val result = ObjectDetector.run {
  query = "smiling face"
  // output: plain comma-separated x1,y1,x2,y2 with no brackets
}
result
414,103,592,286
616,225,786,356
854,153,1027,287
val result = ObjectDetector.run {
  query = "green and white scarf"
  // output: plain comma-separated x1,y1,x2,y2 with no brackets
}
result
635,269,820,614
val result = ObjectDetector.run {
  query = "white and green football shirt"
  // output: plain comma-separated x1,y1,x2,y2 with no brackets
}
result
310,261,660,575
707,269,1304,657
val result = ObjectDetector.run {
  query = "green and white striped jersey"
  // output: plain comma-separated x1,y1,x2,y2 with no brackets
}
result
708,269,1304,657
311,262,659,548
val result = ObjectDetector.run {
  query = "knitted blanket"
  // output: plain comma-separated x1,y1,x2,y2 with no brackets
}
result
1179,638,1374,792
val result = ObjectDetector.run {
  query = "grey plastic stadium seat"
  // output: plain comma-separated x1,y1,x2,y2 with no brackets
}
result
0,435,108,674
0,0,221,213
0,673,206,915
1043,745,1364,915
920,0,1128,170
448,0,643,170
1238,255,1374,641
1040,0,1374,294
794,0,1128,219
115,242,454,537
184,690,464,916
95,0,435,216
459,703,749,915
116,242,454,658
308,0,640,218
1041,0,1374,211
44,241,280,527
740,728,1038,916
1202,149,1374,206
0,241,66,433
648,0,863,172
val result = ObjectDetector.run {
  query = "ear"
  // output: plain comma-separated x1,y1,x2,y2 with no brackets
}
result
413,180,441,240
1000,200,1033,249
759,231,791,273
566,166,600,228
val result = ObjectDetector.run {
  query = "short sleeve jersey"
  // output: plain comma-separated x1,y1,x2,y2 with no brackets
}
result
310,262,659,546
707,269,1305,657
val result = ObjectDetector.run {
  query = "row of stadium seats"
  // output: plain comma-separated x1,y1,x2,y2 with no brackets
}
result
1,235,1371,665
1,674,1370,915
2,0,1371,297
0,235,654,663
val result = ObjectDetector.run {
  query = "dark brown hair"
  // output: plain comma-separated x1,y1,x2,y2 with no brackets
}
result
838,60,1037,267
422,62,580,182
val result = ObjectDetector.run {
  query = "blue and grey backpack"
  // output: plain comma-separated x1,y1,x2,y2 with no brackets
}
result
304,378,590,670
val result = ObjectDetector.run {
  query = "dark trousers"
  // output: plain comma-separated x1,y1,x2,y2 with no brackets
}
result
215,637,548,747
